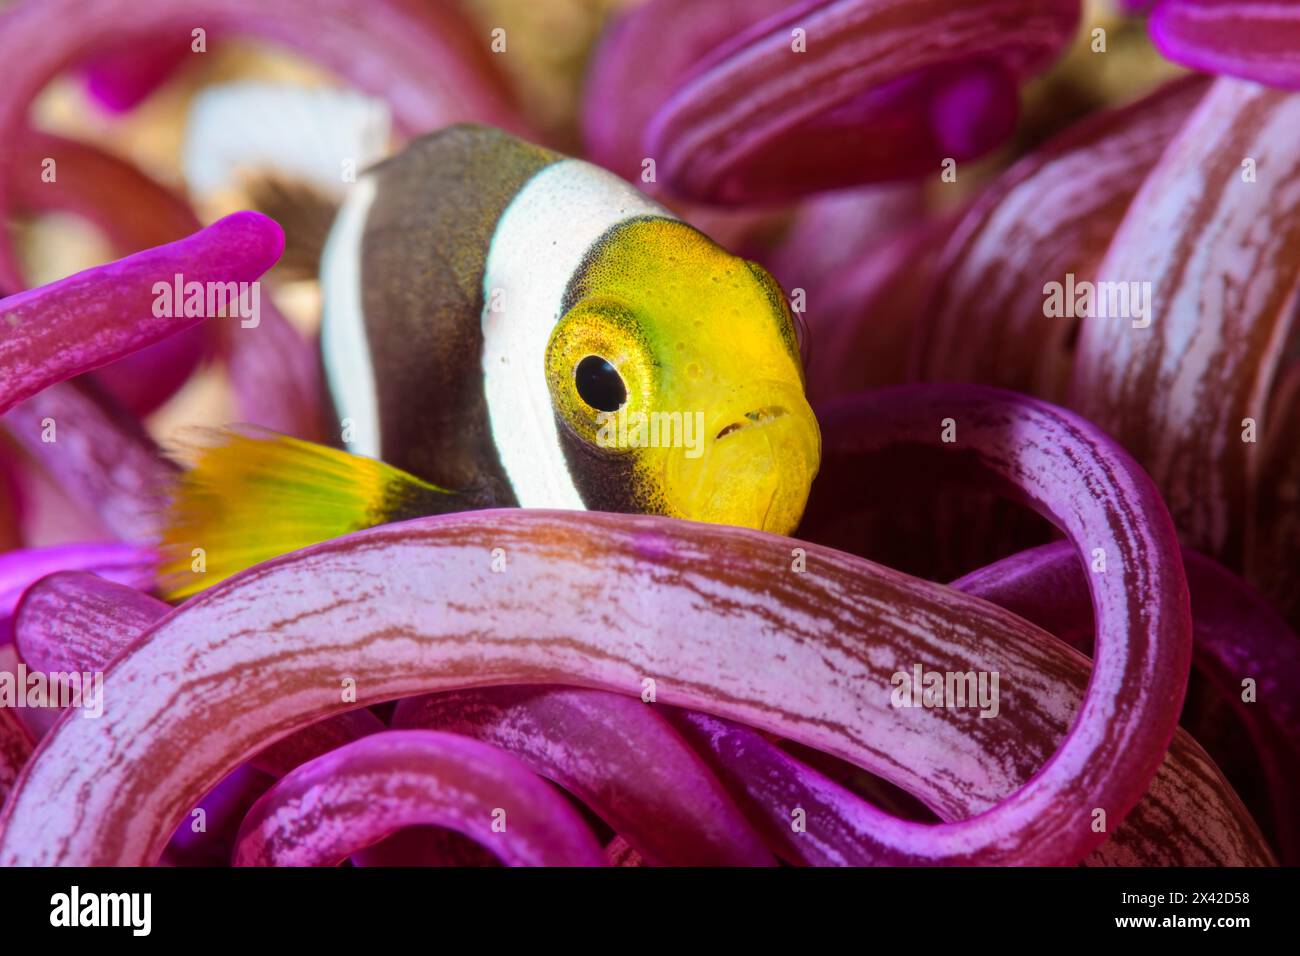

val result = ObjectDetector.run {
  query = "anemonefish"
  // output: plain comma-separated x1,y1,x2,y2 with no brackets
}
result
161,113,820,599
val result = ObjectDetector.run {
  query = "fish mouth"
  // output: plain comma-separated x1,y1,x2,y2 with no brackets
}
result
715,406,789,441
663,386,820,536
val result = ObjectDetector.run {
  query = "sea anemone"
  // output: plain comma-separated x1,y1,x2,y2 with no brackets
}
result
0,0,1296,871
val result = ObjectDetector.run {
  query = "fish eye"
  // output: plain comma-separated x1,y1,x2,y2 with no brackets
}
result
574,355,627,412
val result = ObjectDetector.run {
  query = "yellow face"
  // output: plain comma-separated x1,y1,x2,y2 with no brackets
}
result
545,218,820,535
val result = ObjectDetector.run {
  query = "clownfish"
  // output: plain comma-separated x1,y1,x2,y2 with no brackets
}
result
161,111,819,599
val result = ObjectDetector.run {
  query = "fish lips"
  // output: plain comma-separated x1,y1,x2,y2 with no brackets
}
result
663,385,821,536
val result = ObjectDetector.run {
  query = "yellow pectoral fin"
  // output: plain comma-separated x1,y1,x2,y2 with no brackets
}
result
159,429,449,600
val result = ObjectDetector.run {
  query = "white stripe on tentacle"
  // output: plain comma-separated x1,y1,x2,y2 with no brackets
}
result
481,159,671,509
320,175,383,460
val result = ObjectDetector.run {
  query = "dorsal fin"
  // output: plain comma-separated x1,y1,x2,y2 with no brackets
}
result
181,82,391,279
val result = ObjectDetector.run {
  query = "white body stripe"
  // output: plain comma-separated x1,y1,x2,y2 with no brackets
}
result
480,160,671,509
320,175,382,459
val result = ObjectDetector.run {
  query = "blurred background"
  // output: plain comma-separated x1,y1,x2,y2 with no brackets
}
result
12,0,1171,430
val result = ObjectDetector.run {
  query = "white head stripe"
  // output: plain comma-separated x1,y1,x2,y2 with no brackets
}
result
480,160,671,509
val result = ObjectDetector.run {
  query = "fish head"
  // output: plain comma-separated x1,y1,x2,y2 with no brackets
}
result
545,218,820,535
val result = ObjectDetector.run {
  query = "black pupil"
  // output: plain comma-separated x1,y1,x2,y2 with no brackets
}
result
574,355,627,412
